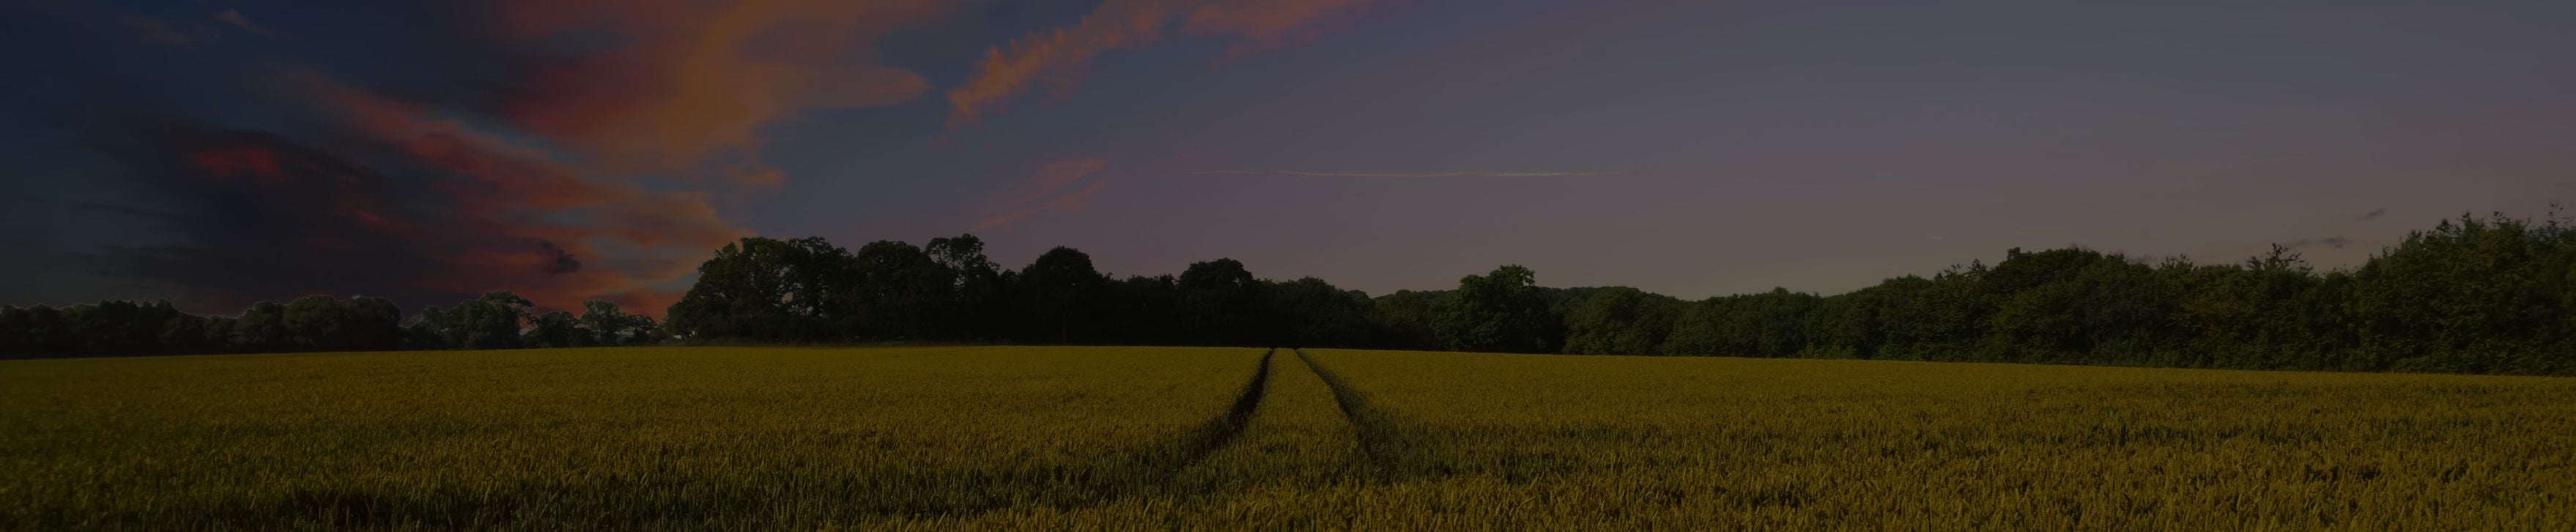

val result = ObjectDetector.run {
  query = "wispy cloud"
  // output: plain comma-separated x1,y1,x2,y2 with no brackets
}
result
2280,236,2351,251
72,202,181,221
974,158,1117,232
215,10,268,35
124,17,191,45
946,0,1380,128
1184,169,1618,178
2358,208,2386,221
989,158,1110,215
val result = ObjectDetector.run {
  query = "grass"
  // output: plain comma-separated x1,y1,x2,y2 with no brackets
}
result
5,347,2573,529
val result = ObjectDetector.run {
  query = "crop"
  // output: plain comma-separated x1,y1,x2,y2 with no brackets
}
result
7,346,2572,530
1291,349,2576,530
0,347,1262,529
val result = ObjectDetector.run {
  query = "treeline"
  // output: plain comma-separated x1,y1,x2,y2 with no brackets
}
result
5,213,2575,375
1544,213,2576,374
0,292,662,357
659,235,1376,348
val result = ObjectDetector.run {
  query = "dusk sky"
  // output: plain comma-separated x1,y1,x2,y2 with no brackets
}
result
2,0,2569,315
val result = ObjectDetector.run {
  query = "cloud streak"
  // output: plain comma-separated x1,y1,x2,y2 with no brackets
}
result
124,17,192,45
987,158,1111,215
974,158,1117,232
215,10,268,35
946,0,1380,128
2279,237,2352,251
1184,169,1619,178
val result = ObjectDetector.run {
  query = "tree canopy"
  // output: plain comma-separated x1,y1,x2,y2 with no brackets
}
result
11,212,2576,377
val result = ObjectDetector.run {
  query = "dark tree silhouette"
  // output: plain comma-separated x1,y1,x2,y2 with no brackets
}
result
1433,265,1561,353
1018,247,1109,344
10,212,2576,377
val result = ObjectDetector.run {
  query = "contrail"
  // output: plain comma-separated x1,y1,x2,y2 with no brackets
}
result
1183,170,1619,178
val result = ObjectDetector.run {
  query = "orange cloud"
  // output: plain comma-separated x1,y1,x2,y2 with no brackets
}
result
67,1,982,316
285,72,755,315
240,1,967,314
946,0,1382,128
492,0,945,183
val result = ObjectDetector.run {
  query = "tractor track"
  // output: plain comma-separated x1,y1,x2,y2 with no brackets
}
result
1168,348,1274,472
887,348,1275,521
1292,348,1426,480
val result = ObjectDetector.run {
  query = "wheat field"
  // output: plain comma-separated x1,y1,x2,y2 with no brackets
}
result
4,347,2571,530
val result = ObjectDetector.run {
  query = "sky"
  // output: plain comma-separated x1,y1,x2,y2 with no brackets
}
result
2,0,2570,316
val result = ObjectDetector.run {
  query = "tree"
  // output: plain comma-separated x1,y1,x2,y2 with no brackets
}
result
281,295,402,352
11,209,2576,376
1563,287,1679,355
407,306,451,349
1664,289,1818,358
156,314,212,354
1988,251,2170,363
0,305,78,357
1179,259,1267,345
59,300,185,355
231,301,292,352
620,315,662,346
1267,277,1373,348
1369,290,1444,350
201,316,238,353
524,311,578,348
1808,287,1884,358
443,292,533,350
1104,275,1183,345
577,300,629,347
1018,246,1109,344
849,240,954,340
665,237,856,342
1432,265,1560,353
928,234,1011,341
2349,213,2575,374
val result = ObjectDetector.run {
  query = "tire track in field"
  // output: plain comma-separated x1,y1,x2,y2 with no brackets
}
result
1294,349,1446,481
1168,348,1274,471
886,348,1274,522
1037,348,1277,507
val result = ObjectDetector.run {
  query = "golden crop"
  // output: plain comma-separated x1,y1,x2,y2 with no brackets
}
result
1284,349,2576,530
0,347,1259,529
5,347,2571,530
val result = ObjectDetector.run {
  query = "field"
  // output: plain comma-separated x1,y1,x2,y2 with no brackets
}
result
5,347,2574,530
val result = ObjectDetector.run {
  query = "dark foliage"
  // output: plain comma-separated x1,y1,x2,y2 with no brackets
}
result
9,212,2576,375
